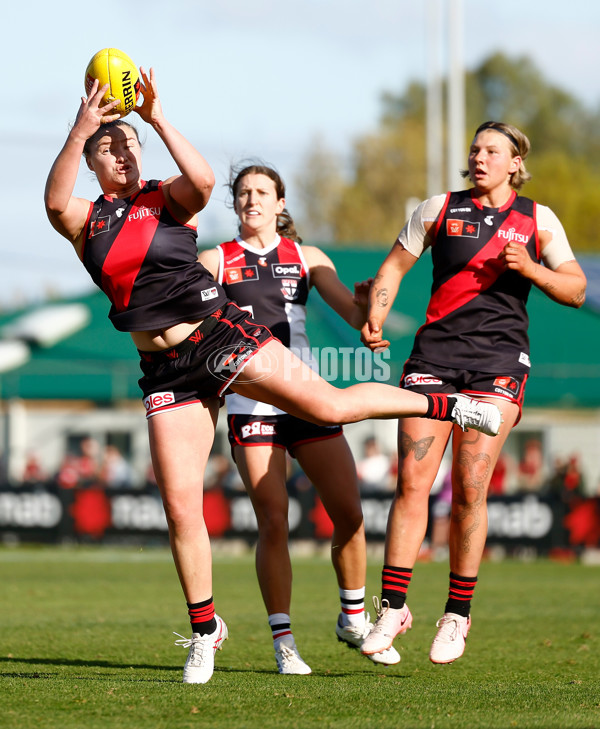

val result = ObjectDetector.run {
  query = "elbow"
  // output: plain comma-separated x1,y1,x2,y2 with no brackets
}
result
571,282,586,309
44,197,64,222
44,184,67,218
198,172,216,207
203,170,216,194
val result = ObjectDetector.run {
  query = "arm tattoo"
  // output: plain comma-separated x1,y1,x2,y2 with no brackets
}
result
571,288,586,307
399,432,434,461
375,288,389,308
541,281,558,295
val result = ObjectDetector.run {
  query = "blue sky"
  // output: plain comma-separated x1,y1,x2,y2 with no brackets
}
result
2,0,600,308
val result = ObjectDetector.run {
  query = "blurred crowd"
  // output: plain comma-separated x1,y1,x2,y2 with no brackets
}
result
0,433,594,502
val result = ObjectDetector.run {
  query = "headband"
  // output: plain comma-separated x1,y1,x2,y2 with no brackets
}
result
477,122,520,152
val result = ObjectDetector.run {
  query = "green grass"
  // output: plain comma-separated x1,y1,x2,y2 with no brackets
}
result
0,546,598,729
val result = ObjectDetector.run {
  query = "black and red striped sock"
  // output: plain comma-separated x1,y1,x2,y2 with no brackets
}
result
187,597,217,636
381,565,413,609
444,572,477,617
424,393,457,422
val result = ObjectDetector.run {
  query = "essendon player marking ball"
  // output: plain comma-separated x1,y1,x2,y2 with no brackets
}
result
84,48,140,119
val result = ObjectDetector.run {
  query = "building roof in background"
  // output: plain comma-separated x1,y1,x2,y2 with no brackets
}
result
0,250,598,407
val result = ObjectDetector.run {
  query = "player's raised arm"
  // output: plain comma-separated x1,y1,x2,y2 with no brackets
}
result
135,67,215,216
45,79,120,244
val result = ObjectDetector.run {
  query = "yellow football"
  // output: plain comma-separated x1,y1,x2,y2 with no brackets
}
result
84,48,140,119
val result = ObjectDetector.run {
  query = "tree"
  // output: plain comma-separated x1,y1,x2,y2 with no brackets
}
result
296,52,600,251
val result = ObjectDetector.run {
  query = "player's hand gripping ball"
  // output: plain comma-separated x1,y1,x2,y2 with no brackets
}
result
84,48,141,119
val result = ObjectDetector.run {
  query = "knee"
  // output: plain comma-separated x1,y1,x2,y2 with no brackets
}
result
330,504,364,537
309,400,354,427
395,476,431,506
255,506,290,541
452,468,490,507
161,486,203,531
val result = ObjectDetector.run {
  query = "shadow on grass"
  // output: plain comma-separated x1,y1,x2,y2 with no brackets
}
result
0,656,406,680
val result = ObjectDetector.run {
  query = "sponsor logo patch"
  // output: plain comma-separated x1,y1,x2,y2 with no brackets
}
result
240,421,277,439
498,227,529,244
519,352,531,367
404,373,443,388
144,391,176,414
493,376,521,396
90,215,111,236
446,219,480,238
225,266,258,284
128,205,161,222
272,263,301,279
201,286,219,302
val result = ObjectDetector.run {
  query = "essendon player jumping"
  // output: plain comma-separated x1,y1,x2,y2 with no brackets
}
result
361,121,587,665
45,71,502,686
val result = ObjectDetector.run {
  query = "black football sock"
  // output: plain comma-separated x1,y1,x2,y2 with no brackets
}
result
424,393,457,422
381,565,413,609
444,572,477,617
187,596,217,635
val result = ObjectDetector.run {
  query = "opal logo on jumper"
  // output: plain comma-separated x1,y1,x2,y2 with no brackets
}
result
272,264,301,279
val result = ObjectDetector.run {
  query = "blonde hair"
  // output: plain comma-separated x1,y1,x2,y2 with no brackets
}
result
462,121,532,191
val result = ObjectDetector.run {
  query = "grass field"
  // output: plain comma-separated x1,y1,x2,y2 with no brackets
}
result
0,545,598,729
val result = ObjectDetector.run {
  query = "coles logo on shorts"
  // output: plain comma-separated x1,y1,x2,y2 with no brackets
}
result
144,391,176,415
404,373,443,388
240,422,276,438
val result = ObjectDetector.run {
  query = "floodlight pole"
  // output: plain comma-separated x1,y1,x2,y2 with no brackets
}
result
426,0,444,199
447,0,466,191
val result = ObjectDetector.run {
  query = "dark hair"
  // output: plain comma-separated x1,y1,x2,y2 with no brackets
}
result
461,121,532,191
82,120,141,161
228,161,302,243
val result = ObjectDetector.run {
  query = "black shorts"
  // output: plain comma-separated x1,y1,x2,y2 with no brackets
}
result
138,302,276,418
227,413,343,459
400,357,527,421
